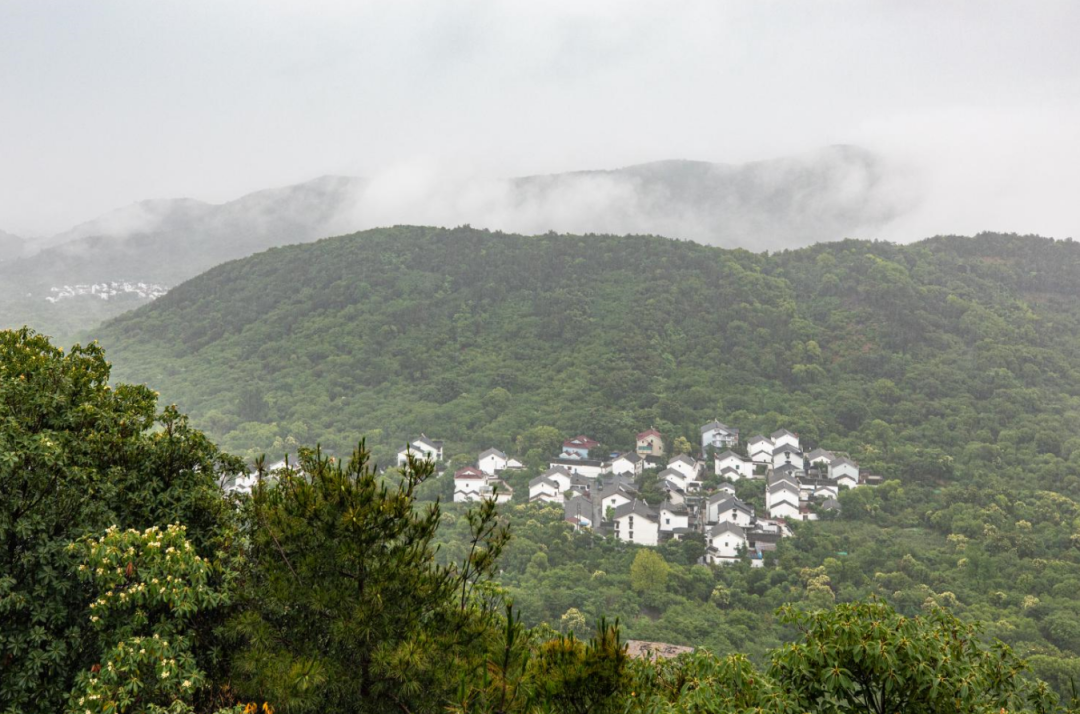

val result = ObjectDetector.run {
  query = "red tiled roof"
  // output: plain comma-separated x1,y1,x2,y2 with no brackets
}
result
455,467,485,479
637,429,662,439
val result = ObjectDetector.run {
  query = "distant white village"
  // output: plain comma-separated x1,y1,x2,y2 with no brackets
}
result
45,280,168,303
398,422,882,566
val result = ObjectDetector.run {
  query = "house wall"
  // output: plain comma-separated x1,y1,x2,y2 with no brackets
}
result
660,510,689,531
478,454,506,475
636,434,664,457
614,514,659,546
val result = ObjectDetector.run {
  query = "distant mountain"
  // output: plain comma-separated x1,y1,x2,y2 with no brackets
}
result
503,145,910,249
0,176,365,341
3,146,913,341
0,229,24,262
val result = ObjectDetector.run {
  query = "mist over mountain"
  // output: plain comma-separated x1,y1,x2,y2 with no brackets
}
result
4,146,912,342
0,229,24,262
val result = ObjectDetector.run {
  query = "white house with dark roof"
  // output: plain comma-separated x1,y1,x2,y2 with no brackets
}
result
806,448,835,467
707,522,747,562
701,421,740,456
772,444,803,470
397,434,444,466
528,475,563,504
539,466,573,492
659,467,690,493
709,496,755,527
771,429,800,452
548,456,609,479
598,487,635,518
611,452,644,477
658,502,690,532
713,450,754,480
748,436,774,465
666,454,701,480
659,480,687,506
830,457,860,487
478,448,508,475
612,500,660,546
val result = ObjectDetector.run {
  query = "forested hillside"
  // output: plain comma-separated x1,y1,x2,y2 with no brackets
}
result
96,226,1080,476
90,227,1080,688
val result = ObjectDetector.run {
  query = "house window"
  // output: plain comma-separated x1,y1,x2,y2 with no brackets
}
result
665,518,670,525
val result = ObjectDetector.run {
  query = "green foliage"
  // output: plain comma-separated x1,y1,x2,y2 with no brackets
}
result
228,444,509,713
529,620,629,714
0,328,242,714
770,599,1057,714
631,549,671,595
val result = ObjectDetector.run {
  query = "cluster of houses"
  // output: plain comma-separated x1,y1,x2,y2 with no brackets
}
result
232,424,877,567
45,280,168,303
440,422,880,565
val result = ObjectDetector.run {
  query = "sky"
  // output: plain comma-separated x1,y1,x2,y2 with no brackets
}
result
1,0,1078,240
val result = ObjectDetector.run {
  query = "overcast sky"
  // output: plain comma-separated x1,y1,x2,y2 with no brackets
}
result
2,0,1078,240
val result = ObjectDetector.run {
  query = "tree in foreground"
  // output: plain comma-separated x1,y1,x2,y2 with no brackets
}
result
228,446,510,713
769,599,1058,714
0,328,242,714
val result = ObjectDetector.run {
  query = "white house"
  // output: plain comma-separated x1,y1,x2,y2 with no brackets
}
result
611,452,644,477
707,522,747,562
612,500,660,546
767,497,801,521
659,502,690,532
540,466,573,492
666,454,701,480
710,496,755,527
397,434,444,466
659,480,687,506
505,457,524,470
806,448,835,467
766,474,802,520
748,436,774,465
830,457,860,488
454,467,488,503
478,448,509,475
701,421,740,456
598,488,634,519
772,444,803,470
714,482,737,498
771,429,800,452
528,475,563,504
548,457,609,479
713,451,754,480
658,468,689,492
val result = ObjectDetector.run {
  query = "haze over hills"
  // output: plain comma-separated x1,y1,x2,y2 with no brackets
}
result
5,146,912,342
0,229,24,262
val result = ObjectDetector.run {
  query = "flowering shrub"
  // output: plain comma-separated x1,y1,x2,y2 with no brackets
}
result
65,524,236,714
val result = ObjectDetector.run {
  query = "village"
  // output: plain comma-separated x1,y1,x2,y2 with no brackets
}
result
44,280,168,303
396,422,882,566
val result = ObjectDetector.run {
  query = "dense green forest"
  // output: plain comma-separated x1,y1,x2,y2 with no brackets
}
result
2,327,1077,713
80,226,1080,692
